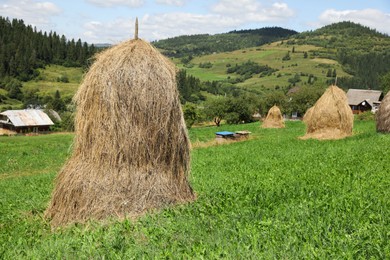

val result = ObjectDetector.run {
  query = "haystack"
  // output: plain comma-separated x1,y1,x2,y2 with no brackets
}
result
300,85,353,140
261,105,285,128
45,22,195,228
376,91,390,132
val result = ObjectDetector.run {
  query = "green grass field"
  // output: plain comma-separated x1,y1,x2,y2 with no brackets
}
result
178,42,350,91
23,65,85,99
0,120,389,258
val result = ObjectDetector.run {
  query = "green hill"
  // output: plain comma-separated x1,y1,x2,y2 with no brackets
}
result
153,27,298,58
171,21,390,96
175,41,348,93
289,21,390,89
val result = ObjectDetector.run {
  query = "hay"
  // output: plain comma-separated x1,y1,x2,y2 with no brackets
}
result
300,85,353,140
0,128,17,135
45,37,195,228
376,91,390,132
302,106,314,124
261,105,285,128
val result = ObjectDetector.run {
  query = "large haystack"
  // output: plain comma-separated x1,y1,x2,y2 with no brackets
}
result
376,91,390,132
261,105,285,128
45,29,195,228
300,85,353,140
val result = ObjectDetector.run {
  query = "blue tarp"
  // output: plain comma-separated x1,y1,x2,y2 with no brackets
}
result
215,131,235,136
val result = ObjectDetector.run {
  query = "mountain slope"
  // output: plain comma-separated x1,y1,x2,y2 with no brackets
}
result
288,21,390,89
173,21,390,93
153,27,298,58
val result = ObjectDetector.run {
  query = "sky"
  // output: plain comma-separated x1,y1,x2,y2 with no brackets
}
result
0,0,389,44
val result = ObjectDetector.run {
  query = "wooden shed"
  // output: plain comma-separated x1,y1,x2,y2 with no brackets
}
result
0,109,54,134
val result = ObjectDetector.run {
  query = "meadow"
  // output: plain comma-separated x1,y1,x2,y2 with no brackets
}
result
179,41,350,91
0,120,389,258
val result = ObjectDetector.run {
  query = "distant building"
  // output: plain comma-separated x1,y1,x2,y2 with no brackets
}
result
346,89,383,114
0,109,54,134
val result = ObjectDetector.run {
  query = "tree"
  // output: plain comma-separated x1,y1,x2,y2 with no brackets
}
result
380,71,390,94
182,103,199,129
224,96,255,124
282,51,291,61
50,90,66,111
332,69,337,78
263,91,287,112
4,78,23,100
204,96,227,126
287,85,325,116
326,69,332,77
23,88,40,108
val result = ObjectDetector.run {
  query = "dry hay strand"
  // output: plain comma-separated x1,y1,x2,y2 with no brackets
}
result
302,106,314,124
45,38,195,228
261,105,285,128
376,91,390,133
0,128,17,135
300,85,353,140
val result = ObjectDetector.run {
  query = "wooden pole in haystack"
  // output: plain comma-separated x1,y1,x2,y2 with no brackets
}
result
45,19,196,228
376,91,390,133
300,85,353,140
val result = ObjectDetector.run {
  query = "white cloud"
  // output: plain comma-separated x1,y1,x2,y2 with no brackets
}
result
86,0,145,8
318,8,390,35
82,13,238,43
0,0,61,29
155,0,187,6
81,1,296,43
211,0,294,22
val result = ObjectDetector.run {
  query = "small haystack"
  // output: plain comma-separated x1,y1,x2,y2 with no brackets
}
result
300,85,353,140
376,91,390,132
45,22,195,228
261,105,285,128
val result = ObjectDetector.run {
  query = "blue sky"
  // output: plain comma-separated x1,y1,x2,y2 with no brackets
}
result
0,0,389,44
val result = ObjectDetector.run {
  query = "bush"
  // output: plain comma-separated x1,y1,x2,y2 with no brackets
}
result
356,111,375,121
57,75,69,83
199,62,213,68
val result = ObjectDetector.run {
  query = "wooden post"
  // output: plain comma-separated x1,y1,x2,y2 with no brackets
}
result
135,17,138,40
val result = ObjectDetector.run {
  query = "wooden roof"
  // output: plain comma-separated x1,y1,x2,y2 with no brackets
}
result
0,109,54,127
346,89,382,106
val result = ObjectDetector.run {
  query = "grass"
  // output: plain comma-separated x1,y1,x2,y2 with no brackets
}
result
0,120,389,258
23,65,84,99
177,41,350,91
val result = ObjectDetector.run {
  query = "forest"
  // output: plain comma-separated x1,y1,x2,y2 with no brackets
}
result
0,17,97,81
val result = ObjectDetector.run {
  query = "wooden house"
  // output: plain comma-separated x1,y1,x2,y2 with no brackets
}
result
346,89,383,114
0,109,54,134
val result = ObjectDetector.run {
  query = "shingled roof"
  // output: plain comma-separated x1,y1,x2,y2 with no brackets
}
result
0,109,54,127
346,89,382,107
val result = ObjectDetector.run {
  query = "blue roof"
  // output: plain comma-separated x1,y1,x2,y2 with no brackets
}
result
215,131,235,136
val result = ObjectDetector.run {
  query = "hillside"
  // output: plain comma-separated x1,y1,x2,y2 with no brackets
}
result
289,21,390,89
175,41,349,93
171,21,390,98
153,27,298,58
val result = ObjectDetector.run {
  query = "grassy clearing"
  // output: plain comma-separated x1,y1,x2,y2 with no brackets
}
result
23,65,84,99
0,120,389,258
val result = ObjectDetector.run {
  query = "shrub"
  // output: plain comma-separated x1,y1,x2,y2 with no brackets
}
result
356,111,375,121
